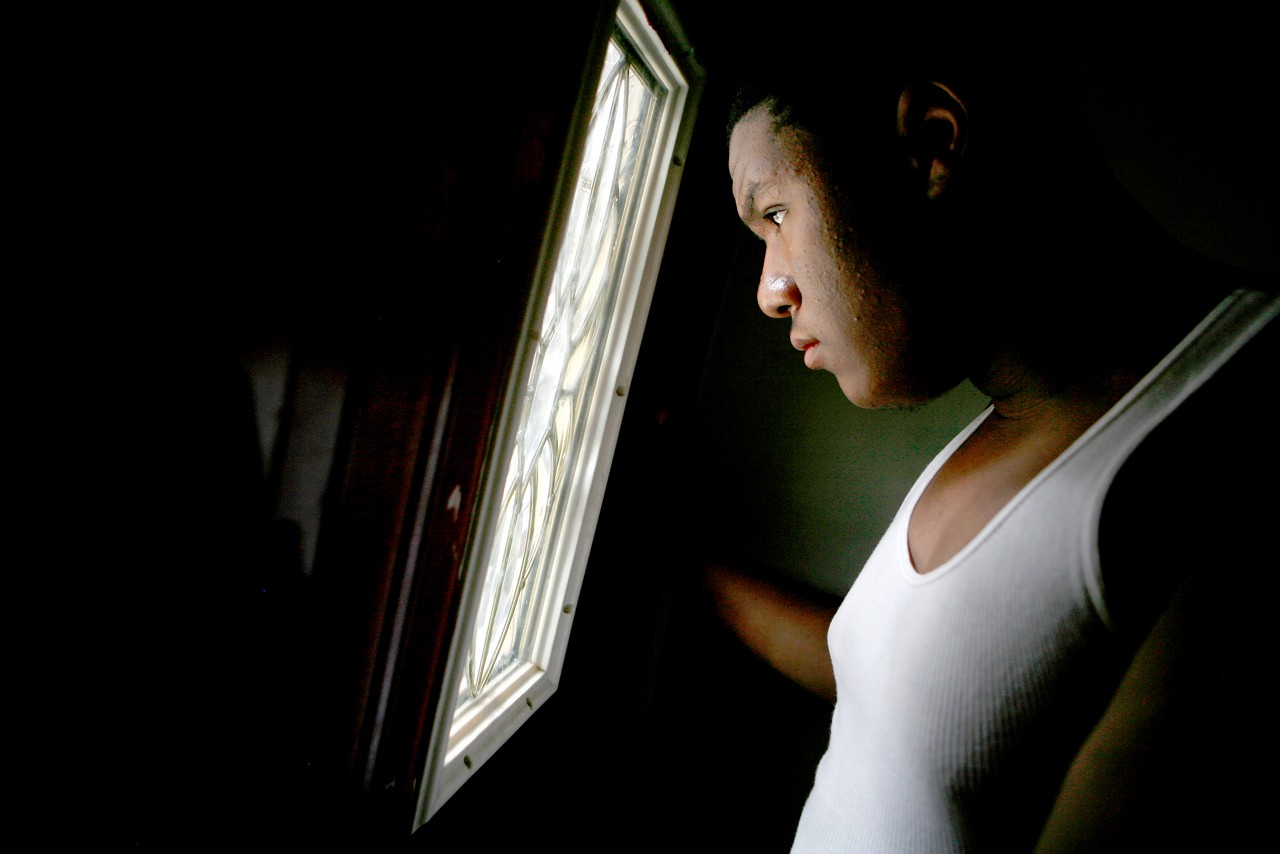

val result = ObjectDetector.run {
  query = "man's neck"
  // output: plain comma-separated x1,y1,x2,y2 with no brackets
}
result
969,226,1230,421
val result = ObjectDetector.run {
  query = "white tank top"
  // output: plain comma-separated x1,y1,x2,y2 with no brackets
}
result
791,289,1279,852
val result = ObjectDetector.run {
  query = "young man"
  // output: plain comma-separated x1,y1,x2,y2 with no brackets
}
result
712,24,1277,852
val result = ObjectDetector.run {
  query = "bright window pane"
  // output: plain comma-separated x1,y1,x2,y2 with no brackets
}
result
416,3,697,824
456,35,666,714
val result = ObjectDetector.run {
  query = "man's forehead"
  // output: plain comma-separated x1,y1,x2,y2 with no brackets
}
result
728,108,774,171
729,110,783,216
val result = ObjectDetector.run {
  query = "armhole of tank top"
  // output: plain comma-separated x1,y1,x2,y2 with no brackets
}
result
1086,288,1280,633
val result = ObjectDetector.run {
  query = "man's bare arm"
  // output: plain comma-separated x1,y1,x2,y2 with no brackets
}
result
1034,559,1252,851
704,564,839,703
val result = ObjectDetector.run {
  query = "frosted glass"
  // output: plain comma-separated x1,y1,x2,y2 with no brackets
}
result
458,36,665,708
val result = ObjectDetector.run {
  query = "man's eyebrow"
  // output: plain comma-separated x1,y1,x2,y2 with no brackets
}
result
737,181,760,222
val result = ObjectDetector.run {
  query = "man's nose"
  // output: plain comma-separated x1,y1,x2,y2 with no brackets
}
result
758,273,801,318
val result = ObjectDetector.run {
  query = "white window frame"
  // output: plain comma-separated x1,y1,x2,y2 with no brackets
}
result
414,0,700,827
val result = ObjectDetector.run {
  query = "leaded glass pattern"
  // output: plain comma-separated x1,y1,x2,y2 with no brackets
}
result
457,35,666,709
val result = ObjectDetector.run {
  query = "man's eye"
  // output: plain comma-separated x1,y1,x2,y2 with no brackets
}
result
767,209,786,226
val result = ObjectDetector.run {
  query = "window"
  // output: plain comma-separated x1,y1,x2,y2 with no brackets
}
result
414,0,699,826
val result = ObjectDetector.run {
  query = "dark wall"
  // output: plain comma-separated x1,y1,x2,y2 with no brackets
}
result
28,4,607,848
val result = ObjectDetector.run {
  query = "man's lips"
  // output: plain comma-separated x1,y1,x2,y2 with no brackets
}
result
801,340,819,368
791,332,819,368
788,327,821,367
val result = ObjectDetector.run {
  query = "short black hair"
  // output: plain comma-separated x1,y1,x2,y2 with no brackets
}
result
721,13,1079,165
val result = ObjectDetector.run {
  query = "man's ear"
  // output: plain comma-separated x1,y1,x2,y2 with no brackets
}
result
896,81,968,200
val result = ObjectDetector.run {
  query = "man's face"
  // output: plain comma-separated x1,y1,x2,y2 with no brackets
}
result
728,107,927,409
